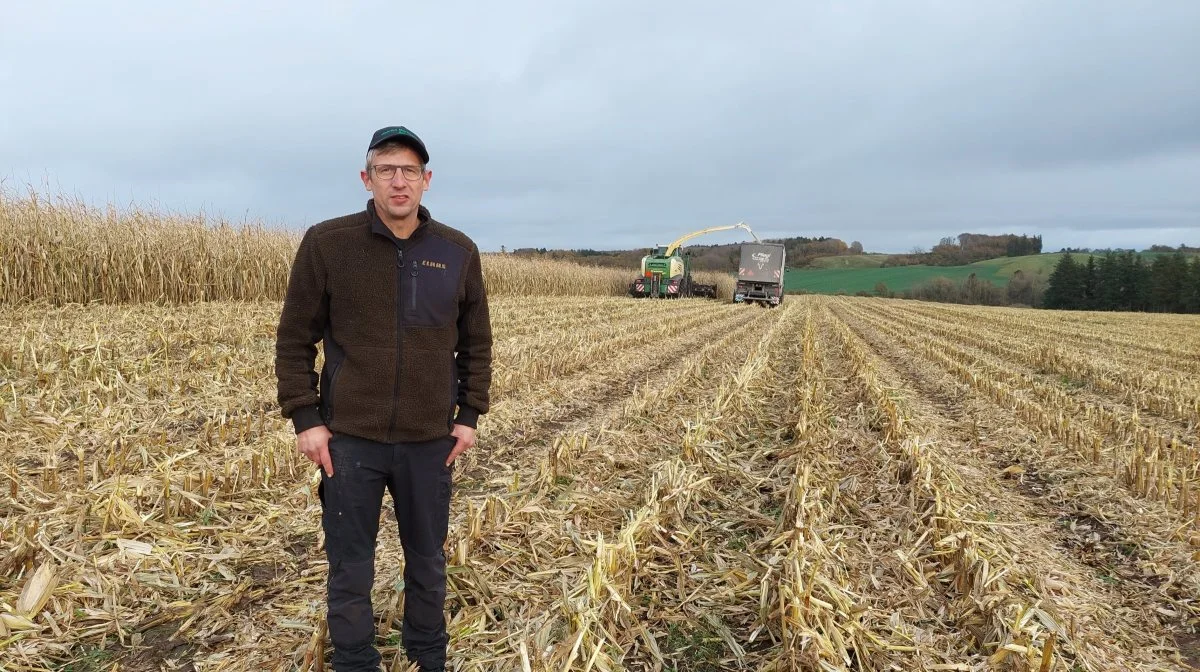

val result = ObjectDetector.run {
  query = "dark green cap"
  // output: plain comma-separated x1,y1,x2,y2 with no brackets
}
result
368,126,429,163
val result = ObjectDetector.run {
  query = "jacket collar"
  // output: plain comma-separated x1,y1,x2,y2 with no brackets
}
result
367,199,432,247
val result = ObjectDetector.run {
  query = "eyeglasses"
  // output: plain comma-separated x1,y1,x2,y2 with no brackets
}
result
372,164,425,181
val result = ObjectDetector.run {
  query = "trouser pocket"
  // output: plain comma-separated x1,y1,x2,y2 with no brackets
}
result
318,433,390,670
320,434,389,564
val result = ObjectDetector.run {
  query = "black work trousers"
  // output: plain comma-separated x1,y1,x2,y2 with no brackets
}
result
317,431,454,672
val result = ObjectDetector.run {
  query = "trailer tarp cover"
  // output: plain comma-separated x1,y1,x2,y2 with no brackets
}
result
737,244,785,282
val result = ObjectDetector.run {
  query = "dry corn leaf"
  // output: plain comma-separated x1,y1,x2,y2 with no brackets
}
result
15,561,58,618
1,613,40,631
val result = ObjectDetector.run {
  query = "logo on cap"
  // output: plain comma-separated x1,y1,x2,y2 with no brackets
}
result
369,126,429,163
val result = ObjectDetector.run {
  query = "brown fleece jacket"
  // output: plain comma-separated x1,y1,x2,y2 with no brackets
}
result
274,201,492,444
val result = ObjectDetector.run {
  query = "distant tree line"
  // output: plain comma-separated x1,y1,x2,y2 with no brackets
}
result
882,233,1043,267
1148,244,1200,254
863,269,1046,307
763,236,859,268
1004,234,1044,257
508,235,864,274
669,236,861,271
1043,250,1200,313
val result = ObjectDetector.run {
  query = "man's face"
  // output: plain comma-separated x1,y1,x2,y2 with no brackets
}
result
360,145,431,222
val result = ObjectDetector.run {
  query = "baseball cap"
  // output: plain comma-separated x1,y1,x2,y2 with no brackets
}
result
368,126,429,164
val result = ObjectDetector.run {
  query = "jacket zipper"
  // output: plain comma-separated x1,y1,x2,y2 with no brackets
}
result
388,246,404,440
410,260,419,312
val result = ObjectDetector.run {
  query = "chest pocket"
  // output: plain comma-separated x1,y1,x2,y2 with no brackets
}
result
405,257,459,327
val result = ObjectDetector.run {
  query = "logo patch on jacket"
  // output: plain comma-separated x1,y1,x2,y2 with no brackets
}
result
421,260,447,270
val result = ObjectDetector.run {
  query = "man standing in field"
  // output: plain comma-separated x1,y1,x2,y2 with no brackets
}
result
274,126,492,671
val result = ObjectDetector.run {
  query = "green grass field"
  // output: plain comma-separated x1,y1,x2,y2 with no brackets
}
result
787,252,1193,295
787,253,1064,294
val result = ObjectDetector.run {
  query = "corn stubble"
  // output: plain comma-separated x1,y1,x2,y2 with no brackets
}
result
5,296,1199,670
2,195,1200,670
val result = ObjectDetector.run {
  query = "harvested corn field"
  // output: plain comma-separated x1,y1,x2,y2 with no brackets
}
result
2,295,1200,671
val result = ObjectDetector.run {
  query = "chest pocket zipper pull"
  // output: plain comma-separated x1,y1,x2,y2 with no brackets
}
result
410,260,419,310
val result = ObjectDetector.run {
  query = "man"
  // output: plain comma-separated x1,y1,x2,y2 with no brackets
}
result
275,125,492,671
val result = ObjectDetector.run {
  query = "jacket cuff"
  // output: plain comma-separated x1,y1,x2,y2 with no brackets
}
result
291,405,326,434
453,405,481,429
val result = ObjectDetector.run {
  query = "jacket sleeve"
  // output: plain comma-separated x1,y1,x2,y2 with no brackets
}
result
453,244,493,428
275,226,330,434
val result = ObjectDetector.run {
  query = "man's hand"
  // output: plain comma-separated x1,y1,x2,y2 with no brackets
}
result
297,425,334,477
447,424,476,466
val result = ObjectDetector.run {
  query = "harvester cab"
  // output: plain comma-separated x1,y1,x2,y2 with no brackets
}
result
629,245,681,298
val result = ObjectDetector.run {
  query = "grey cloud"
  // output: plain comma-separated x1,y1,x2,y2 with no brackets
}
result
2,0,1198,254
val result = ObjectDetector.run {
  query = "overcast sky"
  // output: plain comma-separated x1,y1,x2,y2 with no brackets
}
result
3,1,1198,253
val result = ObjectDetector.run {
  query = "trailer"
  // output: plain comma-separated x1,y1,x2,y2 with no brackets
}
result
733,242,786,307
